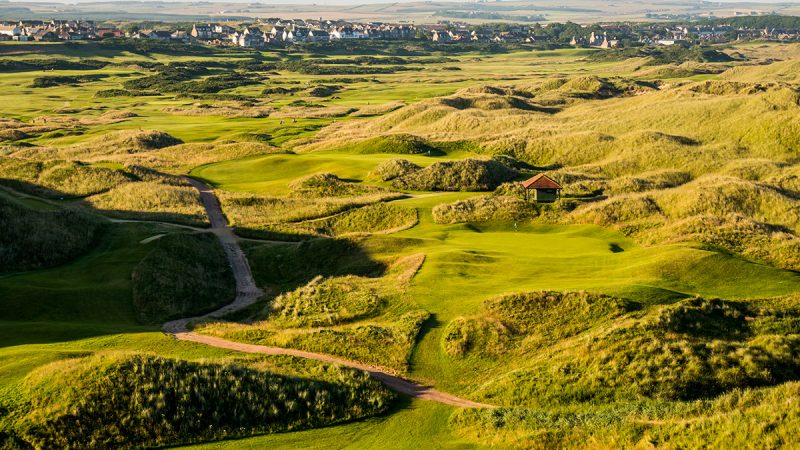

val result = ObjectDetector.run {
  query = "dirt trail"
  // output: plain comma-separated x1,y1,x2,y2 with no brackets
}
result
162,178,492,409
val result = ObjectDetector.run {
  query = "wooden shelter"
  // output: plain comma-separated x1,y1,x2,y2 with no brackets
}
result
521,173,562,203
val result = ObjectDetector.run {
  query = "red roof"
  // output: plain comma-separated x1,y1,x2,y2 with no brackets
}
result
521,173,562,190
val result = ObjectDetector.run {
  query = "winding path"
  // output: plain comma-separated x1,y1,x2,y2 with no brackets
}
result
162,178,492,409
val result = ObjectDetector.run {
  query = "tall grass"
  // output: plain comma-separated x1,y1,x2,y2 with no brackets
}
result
15,353,395,449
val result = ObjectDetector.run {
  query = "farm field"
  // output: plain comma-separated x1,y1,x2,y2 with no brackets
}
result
2,38,800,449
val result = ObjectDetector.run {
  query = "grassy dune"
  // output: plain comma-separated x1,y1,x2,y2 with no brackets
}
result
3,40,800,448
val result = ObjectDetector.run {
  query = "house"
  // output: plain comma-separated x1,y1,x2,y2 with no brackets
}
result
521,174,562,203
150,30,173,41
213,24,235,35
330,27,365,39
431,30,451,42
33,29,58,41
237,27,266,47
191,24,214,39
0,24,22,38
171,30,190,42
307,29,330,42
94,28,124,39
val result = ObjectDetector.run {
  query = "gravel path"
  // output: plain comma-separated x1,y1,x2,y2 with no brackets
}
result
162,177,491,409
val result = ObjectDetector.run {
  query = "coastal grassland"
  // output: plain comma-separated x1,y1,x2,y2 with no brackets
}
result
3,40,800,449
196,252,430,373
0,217,404,449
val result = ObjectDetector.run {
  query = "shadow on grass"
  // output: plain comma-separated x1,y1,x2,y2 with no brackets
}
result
0,179,229,347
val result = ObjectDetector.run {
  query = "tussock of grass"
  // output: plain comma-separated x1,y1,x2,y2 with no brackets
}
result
132,233,235,324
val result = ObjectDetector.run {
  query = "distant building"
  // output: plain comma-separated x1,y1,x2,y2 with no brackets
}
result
521,174,562,203
191,24,214,39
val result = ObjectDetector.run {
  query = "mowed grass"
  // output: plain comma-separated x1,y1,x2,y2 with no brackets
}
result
190,152,451,196
193,151,800,396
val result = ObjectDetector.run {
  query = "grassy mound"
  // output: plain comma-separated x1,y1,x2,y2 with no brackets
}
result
477,296,800,406
393,158,519,192
374,158,421,181
270,275,385,327
132,233,235,324
82,129,183,152
0,195,104,272
453,381,800,449
432,182,535,224
347,134,436,155
443,291,637,358
86,181,207,226
437,94,541,112
288,172,389,198
607,169,692,194
15,354,395,449
0,158,132,198
244,238,387,289
200,249,429,372
220,191,404,239
295,202,418,236
442,317,512,358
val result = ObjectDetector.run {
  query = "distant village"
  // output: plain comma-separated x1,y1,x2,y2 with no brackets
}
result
2,17,800,48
